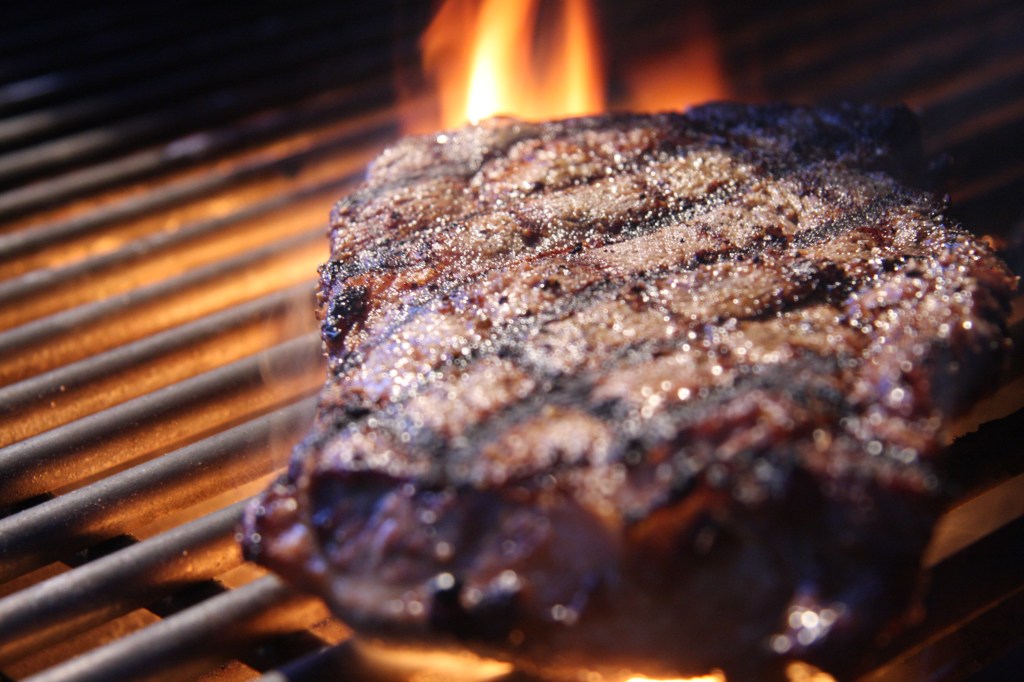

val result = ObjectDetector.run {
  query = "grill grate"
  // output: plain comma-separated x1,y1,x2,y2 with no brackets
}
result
1,1,1022,681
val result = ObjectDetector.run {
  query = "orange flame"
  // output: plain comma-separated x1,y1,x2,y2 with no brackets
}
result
624,662,835,682
421,0,605,128
625,674,724,682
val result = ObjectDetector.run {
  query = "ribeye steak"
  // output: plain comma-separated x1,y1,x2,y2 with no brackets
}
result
243,104,1016,679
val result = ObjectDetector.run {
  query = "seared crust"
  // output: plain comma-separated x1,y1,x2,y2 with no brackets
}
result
243,104,1016,679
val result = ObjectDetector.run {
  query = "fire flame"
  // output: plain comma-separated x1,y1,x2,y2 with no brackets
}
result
421,0,605,127
625,674,724,682
625,664,835,682
418,0,732,131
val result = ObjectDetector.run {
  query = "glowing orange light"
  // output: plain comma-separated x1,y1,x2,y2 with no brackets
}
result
619,4,729,112
625,674,724,682
623,663,836,682
421,0,605,128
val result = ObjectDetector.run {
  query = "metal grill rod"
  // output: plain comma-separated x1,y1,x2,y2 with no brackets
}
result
0,172,356,312
760,0,1009,79
833,8,1024,105
0,396,316,582
0,69,351,192
256,642,372,682
0,229,322,380
0,94,394,234
0,2,364,124
856,517,1024,680
0,282,314,442
22,575,325,682
0,13,408,189
0,500,246,663
722,0,891,54
905,52,1024,111
0,333,321,506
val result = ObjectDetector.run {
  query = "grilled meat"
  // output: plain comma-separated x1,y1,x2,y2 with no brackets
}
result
243,104,1016,680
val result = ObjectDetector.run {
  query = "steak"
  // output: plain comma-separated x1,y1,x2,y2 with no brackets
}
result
242,103,1016,680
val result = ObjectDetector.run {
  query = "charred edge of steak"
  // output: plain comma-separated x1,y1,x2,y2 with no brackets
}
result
243,103,1017,681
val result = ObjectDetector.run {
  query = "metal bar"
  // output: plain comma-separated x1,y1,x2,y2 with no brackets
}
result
0,2,363,118
0,17,404,189
0,333,322,505
0,83,397,223
720,0,892,56
952,161,1024,207
932,99,1024,153
941,119,1024,234
766,1,1023,99
759,0,1013,78
921,73,1024,147
22,576,328,682
0,501,246,664
0,229,323,382
904,51,1024,110
0,283,314,412
0,397,316,582
925,474,1024,567
0,282,316,444
950,175,1024,241
0,108,383,278
854,517,1024,681
0,172,357,314
257,641,521,682
256,642,386,682
828,22,1024,105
